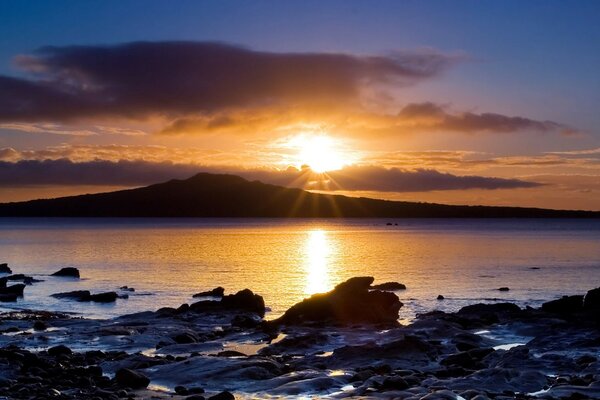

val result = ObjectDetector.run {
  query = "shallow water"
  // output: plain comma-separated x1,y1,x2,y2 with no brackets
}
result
0,218,599,321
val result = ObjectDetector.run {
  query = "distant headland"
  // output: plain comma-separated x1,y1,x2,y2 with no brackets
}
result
0,173,598,218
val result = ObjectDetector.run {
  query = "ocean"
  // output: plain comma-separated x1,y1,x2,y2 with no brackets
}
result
0,218,599,322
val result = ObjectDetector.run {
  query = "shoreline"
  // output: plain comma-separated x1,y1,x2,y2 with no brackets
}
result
0,275,598,399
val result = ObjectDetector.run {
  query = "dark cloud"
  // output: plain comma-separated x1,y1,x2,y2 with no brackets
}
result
397,102,573,134
0,158,541,192
0,42,458,122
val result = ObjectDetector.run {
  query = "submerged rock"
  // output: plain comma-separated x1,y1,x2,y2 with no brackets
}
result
115,368,150,389
371,282,406,291
193,286,225,298
51,267,80,278
270,276,402,326
0,263,11,274
497,287,510,291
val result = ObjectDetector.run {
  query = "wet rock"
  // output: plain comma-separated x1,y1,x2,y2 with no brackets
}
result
0,293,17,302
371,282,406,291
0,284,25,296
33,321,47,331
270,276,402,326
186,396,206,400
542,295,584,314
440,348,495,370
231,314,260,328
381,376,409,390
217,350,247,357
584,287,600,311
497,287,510,291
51,290,118,302
173,331,200,344
51,267,80,278
89,291,118,303
119,286,135,292
190,288,265,316
193,287,225,298
208,391,235,400
437,295,445,300
114,368,150,389
0,263,11,274
48,345,72,357
52,290,91,301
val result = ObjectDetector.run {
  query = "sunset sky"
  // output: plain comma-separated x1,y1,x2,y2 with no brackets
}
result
1,1,599,210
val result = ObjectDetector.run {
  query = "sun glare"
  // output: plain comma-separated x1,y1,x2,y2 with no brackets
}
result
293,135,349,173
304,229,333,295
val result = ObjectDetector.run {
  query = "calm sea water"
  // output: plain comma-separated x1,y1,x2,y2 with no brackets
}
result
0,218,599,322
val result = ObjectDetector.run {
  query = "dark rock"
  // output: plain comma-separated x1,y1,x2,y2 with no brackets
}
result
114,368,150,389
208,391,234,400
541,295,584,314
190,288,265,316
584,287,600,311
437,295,445,300
0,293,17,302
231,314,260,328
497,287,510,292
89,292,118,303
0,263,11,274
193,286,225,298
172,331,199,344
186,396,206,400
270,276,402,326
0,284,25,296
51,267,80,278
371,282,406,291
381,376,409,390
5,274,27,280
217,350,247,357
441,348,495,370
52,290,91,301
33,321,47,331
23,276,43,285
48,345,72,357
119,286,135,292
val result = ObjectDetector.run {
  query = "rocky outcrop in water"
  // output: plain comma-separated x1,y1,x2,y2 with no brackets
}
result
0,263,11,274
51,267,80,278
269,276,402,326
193,286,225,298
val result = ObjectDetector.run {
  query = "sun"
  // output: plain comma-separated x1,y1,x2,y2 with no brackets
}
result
293,134,349,173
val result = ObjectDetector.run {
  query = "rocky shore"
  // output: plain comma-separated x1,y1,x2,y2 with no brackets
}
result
0,266,598,399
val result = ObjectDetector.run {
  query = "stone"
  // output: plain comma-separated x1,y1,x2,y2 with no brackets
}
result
207,391,234,400
270,276,402,326
51,267,80,278
497,287,510,291
48,345,72,357
89,292,118,303
193,287,225,298
437,295,445,300
114,368,150,389
583,287,600,311
371,282,406,291
0,264,11,274
541,295,584,314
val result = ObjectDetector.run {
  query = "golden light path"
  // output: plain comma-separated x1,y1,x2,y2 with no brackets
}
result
304,229,334,295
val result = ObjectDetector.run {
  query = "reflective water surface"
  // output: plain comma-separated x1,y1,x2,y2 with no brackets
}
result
0,218,599,321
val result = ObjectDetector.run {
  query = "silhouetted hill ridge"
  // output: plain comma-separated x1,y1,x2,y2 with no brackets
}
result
0,172,598,218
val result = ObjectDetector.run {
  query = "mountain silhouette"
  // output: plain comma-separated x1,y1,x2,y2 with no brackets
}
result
0,173,597,218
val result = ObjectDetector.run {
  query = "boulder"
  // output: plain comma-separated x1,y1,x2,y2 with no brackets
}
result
208,392,235,400
120,286,135,292
371,282,406,291
437,295,445,300
51,267,80,278
541,295,584,314
190,288,265,316
89,292,118,303
584,287,600,311
0,293,17,302
497,287,510,292
270,276,402,326
0,263,11,274
51,290,91,301
51,290,117,302
48,345,72,357
193,286,225,298
114,368,150,389
0,284,25,296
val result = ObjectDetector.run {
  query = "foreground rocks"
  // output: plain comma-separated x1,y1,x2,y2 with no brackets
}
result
0,278,597,399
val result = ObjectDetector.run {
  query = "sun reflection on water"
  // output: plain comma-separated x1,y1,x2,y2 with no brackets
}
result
304,229,334,295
